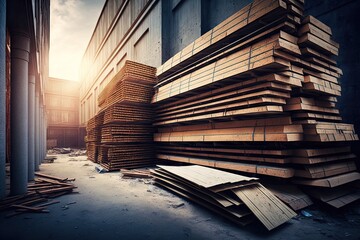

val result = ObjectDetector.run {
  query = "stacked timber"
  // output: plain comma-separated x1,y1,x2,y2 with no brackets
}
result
152,0,360,207
86,61,157,170
85,112,104,163
152,165,296,231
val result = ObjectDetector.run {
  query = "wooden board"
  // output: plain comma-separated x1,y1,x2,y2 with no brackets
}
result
157,165,258,189
232,183,297,230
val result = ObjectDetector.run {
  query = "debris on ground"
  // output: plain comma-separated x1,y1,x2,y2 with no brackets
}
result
69,149,87,157
1,173,77,218
95,165,108,173
48,148,72,154
43,156,57,163
47,148,87,156
120,169,152,179
62,202,76,211
171,203,185,209
301,210,313,218
35,172,75,182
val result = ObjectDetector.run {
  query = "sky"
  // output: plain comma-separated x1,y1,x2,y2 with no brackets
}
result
49,0,106,81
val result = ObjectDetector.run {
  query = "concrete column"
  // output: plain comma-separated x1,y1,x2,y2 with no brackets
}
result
44,113,47,155
28,74,35,180
40,104,43,162
0,0,6,199
10,32,30,195
35,89,40,171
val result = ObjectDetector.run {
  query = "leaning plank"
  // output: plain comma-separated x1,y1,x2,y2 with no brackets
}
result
232,183,297,230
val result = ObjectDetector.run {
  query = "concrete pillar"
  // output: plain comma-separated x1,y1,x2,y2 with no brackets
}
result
40,104,43,162
10,32,30,195
35,89,40,171
0,0,6,199
44,113,47,155
28,74,35,180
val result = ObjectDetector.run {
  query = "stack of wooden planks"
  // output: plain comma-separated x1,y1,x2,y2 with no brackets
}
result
152,0,360,207
86,61,157,170
85,112,104,162
0,173,77,217
152,165,296,231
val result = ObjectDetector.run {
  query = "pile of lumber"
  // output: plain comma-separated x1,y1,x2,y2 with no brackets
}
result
0,173,76,217
85,112,104,162
152,165,296,231
152,0,360,207
86,61,157,171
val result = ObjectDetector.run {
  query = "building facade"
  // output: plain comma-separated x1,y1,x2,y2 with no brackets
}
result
45,77,84,148
0,0,50,198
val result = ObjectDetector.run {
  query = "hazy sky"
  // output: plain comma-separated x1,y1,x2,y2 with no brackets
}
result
49,0,106,81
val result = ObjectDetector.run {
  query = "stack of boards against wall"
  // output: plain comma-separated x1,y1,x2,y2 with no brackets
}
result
152,165,297,231
86,60,157,171
152,0,360,208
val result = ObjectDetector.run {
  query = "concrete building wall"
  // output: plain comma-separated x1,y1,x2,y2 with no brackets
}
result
79,0,162,125
46,78,79,127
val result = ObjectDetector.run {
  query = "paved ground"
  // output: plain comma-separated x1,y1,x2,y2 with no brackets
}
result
1,153,360,240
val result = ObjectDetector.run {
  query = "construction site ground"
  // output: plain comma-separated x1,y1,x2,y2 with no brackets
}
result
1,153,360,240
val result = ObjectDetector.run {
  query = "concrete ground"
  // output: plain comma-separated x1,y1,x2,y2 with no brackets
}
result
1,153,360,240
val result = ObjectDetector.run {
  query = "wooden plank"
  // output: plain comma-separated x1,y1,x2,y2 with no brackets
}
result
153,169,237,208
232,183,297,230
157,165,258,189
302,15,332,35
298,33,338,56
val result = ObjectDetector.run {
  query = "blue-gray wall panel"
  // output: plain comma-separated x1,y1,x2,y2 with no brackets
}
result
169,0,202,57
202,0,252,33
